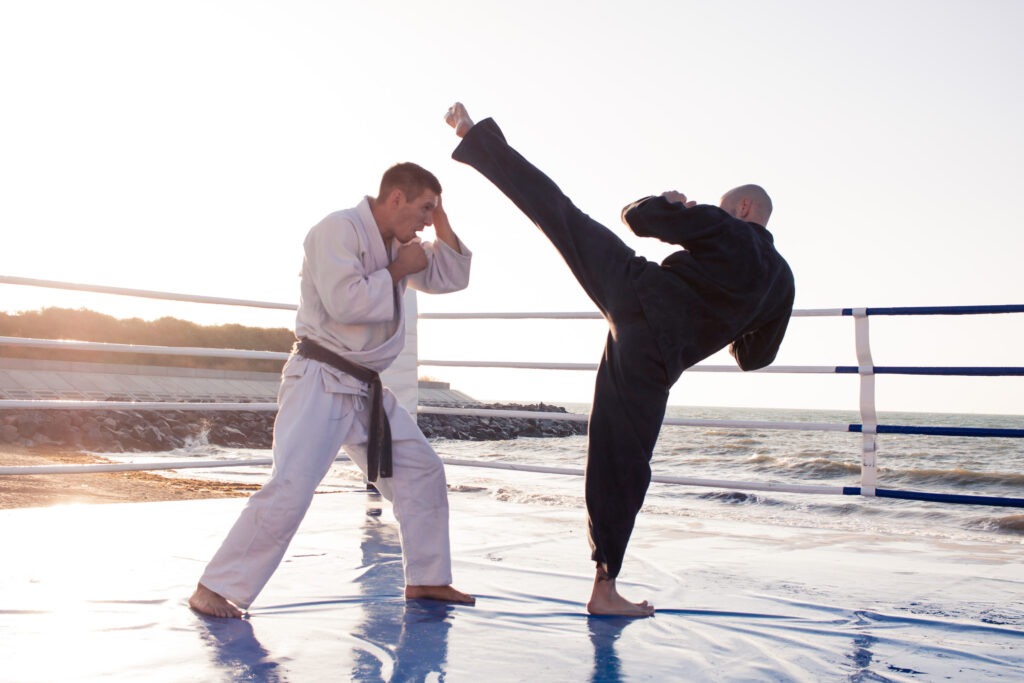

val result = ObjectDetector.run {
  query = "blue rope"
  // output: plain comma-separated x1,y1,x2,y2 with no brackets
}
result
847,424,1024,438
841,304,1024,316
875,488,1024,508
835,366,1024,376
841,487,1024,508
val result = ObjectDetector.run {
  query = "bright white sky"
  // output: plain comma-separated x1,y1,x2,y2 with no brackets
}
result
1,0,1021,415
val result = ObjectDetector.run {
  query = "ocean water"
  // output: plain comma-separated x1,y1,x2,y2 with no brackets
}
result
105,405,1024,546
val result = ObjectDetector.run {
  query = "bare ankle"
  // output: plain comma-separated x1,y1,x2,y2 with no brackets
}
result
189,583,244,619
405,584,476,605
587,567,654,617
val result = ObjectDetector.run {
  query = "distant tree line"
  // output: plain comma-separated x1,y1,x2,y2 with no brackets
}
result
0,308,294,372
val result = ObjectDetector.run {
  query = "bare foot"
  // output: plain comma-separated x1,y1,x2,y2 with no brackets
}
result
189,583,245,619
405,584,476,605
586,567,654,618
444,102,474,138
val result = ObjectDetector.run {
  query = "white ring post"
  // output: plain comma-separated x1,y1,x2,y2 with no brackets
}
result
853,308,877,496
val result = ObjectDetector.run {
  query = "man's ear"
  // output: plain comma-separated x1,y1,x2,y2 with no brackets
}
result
385,188,405,207
737,197,752,219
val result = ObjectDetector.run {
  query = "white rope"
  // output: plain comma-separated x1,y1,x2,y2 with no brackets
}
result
419,311,602,320
420,360,598,371
0,454,849,495
0,400,278,410
0,335,837,373
790,308,847,317
418,359,841,374
419,406,851,432
420,309,847,319
0,336,289,360
0,458,274,475
0,275,844,320
431,458,850,496
0,335,840,374
0,275,297,311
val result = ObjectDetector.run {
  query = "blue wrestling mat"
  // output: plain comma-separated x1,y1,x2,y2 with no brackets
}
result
1,486,1022,682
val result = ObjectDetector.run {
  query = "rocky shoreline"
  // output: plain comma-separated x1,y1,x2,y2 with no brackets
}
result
418,402,587,441
0,402,586,452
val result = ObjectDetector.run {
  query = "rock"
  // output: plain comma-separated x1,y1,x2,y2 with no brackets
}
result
0,400,585,452
416,401,587,441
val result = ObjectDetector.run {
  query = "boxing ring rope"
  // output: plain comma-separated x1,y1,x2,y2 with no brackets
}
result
0,276,1021,508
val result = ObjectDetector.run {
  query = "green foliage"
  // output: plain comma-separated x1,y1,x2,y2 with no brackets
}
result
0,308,294,371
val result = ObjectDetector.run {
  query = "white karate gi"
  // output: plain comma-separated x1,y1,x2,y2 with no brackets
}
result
199,197,472,609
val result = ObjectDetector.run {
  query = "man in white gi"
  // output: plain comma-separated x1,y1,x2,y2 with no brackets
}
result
189,162,475,618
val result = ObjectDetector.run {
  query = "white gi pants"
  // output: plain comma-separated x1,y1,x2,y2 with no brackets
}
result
199,356,453,609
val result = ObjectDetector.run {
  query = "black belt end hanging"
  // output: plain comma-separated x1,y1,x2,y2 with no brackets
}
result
295,338,393,481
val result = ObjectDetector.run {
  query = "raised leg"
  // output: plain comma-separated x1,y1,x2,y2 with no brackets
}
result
449,106,645,321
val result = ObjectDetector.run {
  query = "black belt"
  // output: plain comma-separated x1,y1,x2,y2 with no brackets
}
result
294,338,392,481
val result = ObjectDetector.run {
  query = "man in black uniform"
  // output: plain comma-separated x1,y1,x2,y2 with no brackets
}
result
445,103,795,617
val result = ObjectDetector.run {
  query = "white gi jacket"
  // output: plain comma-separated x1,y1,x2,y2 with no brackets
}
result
295,196,472,391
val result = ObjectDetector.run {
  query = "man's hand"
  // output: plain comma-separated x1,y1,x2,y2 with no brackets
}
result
445,102,474,138
431,195,462,254
660,191,697,208
387,241,428,282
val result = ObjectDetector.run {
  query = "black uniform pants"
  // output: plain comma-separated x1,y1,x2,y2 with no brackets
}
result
453,119,672,578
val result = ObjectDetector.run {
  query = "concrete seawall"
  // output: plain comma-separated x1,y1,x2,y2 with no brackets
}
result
0,360,586,450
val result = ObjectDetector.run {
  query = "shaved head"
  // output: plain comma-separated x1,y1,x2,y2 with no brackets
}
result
719,184,773,226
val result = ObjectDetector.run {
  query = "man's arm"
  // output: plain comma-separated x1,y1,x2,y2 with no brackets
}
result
407,195,473,294
431,195,462,254
729,311,792,371
621,194,729,248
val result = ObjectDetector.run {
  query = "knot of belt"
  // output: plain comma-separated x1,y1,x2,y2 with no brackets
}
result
294,338,392,481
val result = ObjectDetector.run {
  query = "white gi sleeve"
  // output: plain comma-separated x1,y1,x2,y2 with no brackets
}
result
407,237,473,294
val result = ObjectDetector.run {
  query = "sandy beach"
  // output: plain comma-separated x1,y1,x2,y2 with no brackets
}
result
0,446,259,509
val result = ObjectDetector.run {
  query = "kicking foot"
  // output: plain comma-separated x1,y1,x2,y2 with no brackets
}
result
189,583,245,619
586,568,655,618
444,102,474,138
405,584,476,605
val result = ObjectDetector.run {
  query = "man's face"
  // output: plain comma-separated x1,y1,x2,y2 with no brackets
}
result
392,188,439,243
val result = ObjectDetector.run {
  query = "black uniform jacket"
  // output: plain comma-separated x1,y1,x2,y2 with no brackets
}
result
621,195,796,378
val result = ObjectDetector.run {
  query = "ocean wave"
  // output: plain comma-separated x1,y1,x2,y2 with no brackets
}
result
969,514,1024,536
696,490,763,505
492,486,584,509
699,429,763,439
737,454,859,479
881,467,1024,489
799,500,884,518
786,458,861,479
720,438,764,447
447,483,489,493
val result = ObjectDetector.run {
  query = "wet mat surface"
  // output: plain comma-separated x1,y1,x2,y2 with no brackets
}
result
1,488,1022,682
